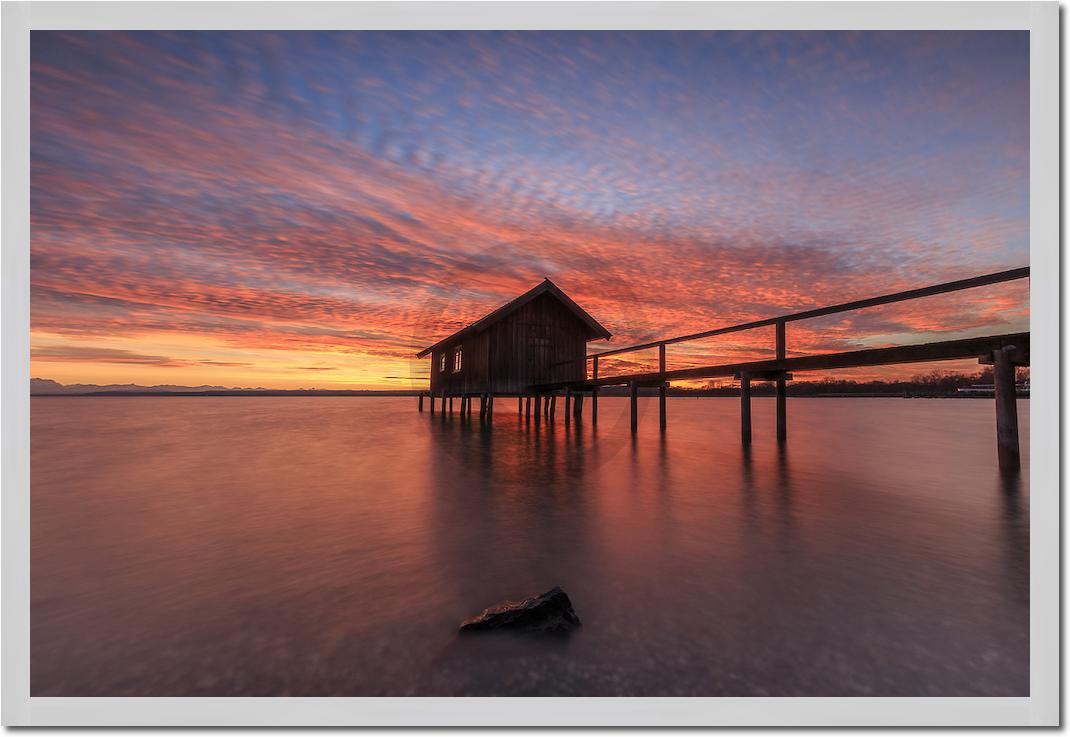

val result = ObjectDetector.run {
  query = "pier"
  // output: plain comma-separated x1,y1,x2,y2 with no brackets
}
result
419,267,1029,473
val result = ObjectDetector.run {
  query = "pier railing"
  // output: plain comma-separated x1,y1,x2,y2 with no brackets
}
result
585,266,1029,382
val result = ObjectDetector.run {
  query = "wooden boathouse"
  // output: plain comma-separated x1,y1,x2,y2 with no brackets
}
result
415,278,611,418
417,267,1029,474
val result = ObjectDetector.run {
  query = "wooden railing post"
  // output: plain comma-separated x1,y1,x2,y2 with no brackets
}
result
993,346,1021,473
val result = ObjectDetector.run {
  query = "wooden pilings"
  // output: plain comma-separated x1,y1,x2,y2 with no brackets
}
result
658,346,667,431
418,394,424,412
591,388,598,426
740,374,752,444
775,378,787,443
630,381,638,433
993,346,1021,473
573,392,583,420
775,320,787,443
550,394,557,420
525,395,531,419
564,388,571,427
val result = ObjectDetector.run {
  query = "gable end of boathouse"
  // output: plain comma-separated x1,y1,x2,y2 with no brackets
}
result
416,279,611,397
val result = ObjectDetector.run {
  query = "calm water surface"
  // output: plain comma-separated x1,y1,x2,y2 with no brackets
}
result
32,396,1029,696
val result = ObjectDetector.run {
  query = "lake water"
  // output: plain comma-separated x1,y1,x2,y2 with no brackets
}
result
31,396,1029,696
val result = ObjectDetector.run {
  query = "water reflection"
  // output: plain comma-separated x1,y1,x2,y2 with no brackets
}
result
31,396,1029,696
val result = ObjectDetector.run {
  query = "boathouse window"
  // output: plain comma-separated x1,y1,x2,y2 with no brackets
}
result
453,347,463,373
439,353,446,372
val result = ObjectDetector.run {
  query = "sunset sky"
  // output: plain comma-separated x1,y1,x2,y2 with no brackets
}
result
31,31,1029,389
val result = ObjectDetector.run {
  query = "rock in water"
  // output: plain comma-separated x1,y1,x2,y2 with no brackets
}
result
459,587,581,634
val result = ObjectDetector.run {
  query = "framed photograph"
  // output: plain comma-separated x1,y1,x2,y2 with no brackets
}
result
2,1,1059,727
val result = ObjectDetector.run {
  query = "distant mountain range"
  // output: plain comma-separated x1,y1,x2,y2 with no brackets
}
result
31,378,274,395
30,378,421,396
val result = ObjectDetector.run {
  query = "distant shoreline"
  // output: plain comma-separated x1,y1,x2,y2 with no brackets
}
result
31,391,1027,399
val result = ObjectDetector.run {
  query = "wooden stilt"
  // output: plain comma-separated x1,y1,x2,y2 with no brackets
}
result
573,392,583,419
419,394,424,412
550,394,557,420
525,395,531,419
659,382,667,431
630,382,638,433
775,319,787,442
993,346,1021,473
775,378,787,443
565,388,571,427
479,394,487,421
591,388,598,426
449,396,454,414
487,393,494,420
429,393,435,415
534,394,542,422
544,394,550,418
518,396,522,414
740,374,752,444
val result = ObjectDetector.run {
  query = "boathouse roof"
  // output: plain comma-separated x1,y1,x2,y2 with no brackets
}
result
415,278,611,358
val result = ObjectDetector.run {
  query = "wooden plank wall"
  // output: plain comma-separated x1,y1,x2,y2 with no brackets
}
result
487,293,587,393
428,292,589,395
